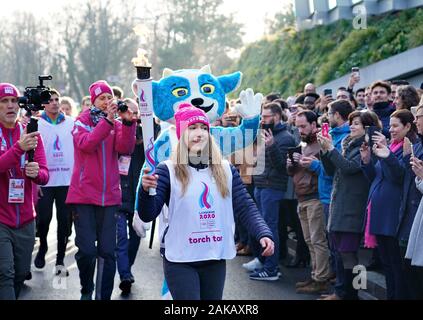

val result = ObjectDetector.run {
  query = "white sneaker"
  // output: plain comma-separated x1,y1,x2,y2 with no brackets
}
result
242,258,264,272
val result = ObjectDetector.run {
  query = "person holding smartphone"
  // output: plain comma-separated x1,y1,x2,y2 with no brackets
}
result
347,67,360,93
360,109,417,300
318,110,379,300
299,100,352,298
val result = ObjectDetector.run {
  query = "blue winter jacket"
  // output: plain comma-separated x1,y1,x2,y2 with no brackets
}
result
361,146,403,237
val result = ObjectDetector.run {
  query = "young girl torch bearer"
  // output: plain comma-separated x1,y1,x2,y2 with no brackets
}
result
132,49,156,195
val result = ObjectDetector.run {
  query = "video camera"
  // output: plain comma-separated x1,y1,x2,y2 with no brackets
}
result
18,75,53,162
18,75,53,114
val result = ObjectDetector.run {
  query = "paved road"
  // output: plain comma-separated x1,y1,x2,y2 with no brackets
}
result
20,221,317,300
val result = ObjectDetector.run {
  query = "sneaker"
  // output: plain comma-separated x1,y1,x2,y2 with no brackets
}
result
249,268,279,281
34,247,47,269
242,258,264,272
119,279,132,296
54,265,70,277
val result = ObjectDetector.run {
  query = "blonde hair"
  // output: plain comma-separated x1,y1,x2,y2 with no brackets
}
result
171,131,229,198
60,96,77,117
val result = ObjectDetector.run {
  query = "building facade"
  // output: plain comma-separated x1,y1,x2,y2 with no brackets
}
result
295,0,423,30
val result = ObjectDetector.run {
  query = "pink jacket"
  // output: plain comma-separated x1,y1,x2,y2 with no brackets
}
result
0,122,49,228
66,110,136,206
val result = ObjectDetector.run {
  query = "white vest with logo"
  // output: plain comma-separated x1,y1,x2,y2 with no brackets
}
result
163,159,236,262
38,116,75,187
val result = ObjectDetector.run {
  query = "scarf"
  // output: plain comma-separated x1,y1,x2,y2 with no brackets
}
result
90,106,107,126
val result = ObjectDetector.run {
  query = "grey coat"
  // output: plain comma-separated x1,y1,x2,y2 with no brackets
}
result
321,135,370,233
405,177,423,266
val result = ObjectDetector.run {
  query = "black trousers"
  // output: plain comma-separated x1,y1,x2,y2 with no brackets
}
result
36,186,72,264
399,245,423,300
163,258,226,300
377,235,408,300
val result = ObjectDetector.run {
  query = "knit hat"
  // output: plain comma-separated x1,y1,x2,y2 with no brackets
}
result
175,103,210,140
0,83,20,100
89,80,113,105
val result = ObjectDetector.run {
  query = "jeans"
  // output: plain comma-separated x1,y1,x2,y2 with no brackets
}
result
74,205,118,300
116,211,141,281
254,187,285,272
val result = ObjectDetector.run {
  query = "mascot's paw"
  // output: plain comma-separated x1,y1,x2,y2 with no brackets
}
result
235,88,263,120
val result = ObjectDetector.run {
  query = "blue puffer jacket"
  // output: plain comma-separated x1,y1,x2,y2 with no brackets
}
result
138,162,273,243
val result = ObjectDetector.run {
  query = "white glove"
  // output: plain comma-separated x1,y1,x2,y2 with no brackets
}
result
132,210,151,238
234,88,263,120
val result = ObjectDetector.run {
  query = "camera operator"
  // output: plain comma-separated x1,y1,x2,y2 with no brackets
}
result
65,80,136,300
0,83,49,300
34,89,74,276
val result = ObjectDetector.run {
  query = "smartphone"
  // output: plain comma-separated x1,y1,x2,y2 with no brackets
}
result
287,145,302,165
411,143,415,158
365,126,381,150
322,123,330,138
323,89,332,97
352,67,360,77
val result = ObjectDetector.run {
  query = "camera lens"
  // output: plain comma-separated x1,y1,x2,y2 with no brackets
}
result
117,101,128,113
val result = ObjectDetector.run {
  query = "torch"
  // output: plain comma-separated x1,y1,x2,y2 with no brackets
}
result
132,49,156,196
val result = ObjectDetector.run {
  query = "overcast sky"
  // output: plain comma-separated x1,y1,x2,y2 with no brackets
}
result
1,0,293,43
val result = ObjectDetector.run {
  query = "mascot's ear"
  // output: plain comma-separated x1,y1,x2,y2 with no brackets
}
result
162,68,175,78
200,65,212,74
217,71,242,94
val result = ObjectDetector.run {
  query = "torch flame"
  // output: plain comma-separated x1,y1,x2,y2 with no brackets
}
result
131,48,152,67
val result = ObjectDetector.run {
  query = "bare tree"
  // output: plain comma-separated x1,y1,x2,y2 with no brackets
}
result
56,0,139,100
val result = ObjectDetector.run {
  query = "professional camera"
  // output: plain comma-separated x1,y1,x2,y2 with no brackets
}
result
18,75,53,113
117,100,128,113
18,75,53,162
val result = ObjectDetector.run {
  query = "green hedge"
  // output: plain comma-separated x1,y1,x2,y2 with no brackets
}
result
233,8,423,97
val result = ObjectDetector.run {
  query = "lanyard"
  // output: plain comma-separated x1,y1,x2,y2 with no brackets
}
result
0,123,26,177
